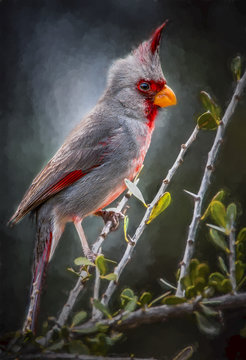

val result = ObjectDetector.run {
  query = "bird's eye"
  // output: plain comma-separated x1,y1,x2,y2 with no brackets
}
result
139,82,150,91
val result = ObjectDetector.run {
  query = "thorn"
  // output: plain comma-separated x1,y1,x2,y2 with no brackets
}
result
188,239,194,245
207,164,214,171
235,94,240,100
178,158,184,165
163,178,169,184
219,120,224,126
183,189,200,201
181,144,187,149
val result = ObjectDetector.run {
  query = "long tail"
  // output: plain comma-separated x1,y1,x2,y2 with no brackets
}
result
22,231,53,333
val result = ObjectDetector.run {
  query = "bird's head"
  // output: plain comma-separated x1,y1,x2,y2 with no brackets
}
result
106,21,177,125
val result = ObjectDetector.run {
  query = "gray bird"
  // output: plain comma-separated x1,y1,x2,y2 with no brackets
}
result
8,21,177,332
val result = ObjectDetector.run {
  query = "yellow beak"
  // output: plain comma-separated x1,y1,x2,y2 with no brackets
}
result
153,85,177,107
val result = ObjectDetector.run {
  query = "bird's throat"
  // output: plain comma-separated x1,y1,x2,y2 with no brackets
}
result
144,99,158,130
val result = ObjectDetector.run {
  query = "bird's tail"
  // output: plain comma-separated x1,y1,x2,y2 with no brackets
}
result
22,231,53,333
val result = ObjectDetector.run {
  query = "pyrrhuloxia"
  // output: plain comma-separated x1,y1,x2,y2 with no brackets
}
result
8,21,177,332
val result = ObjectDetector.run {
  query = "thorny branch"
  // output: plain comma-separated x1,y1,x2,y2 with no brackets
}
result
176,70,246,296
75,292,246,332
94,125,200,317
3,353,157,360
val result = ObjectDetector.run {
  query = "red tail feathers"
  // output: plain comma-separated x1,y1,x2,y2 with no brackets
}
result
22,232,52,333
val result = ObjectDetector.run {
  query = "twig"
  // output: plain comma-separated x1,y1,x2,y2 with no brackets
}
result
75,292,246,332
3,353,157,360
176,70,246,297
94,125,199,316
229,227,237,293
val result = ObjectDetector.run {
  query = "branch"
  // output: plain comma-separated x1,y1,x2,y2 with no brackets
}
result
94,125,199,316
176,71,246,296
4,353,157,360
75,292,246,332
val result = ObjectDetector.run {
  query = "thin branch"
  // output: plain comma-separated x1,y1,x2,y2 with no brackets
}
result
229,227,237,293
94,125,199,317
176,71,246,297
92,250,101,319
75,292,246,332
4,353,157,360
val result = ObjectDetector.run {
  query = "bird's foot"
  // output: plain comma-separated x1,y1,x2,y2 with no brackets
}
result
95,209,124,231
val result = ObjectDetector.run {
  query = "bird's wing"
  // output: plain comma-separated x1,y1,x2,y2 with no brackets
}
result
9,119,120,225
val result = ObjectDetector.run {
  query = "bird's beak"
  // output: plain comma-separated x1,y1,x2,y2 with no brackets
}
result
153,85,177,107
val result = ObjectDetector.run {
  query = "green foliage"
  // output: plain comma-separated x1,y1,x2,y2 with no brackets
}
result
124,178,147,207
95,254,117,281
231,55,242,81
146,192,171,224
197,91,221,130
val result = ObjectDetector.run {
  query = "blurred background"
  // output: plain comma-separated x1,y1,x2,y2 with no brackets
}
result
1,0,246,358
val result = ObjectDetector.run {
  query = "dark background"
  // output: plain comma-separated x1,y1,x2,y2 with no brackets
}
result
1,0,246,359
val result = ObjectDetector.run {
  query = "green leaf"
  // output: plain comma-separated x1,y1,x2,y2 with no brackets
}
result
162,295,186,305
210,201,226,227
46,339,65,351
189,258,200,284
194,277,206,292
139,292,152,306
159,278,177,290
209,229,228,253
124,296,138,312
196,263,210,280
120,288,135,306
172,345,194,360
92,299,111,319
71,311,87,327
209,272,225,284
221,279,232,294
95,255,107,276
237,228,246,243
100,273,117,281
124,178,147,207
236,260,245,284
218,256,228,275
203,286,215,298
231,56,241,81
201,190,225,220
146,192,171,224
74,257,95,267
197,111,218,130
67,267,80,276
194,311,221,336
199,303,219,317
226,203,237,230
124,215,129,243
148,291,171,307
68,340,89,354
200,91,221,120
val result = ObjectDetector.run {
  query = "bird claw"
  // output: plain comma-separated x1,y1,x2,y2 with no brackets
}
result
95,209,124,231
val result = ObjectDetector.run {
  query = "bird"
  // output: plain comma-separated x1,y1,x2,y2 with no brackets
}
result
8,21,177,333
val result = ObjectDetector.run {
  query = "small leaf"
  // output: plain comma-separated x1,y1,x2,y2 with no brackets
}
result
162,295,186,305
124,178,147,207
199,303,219,317
218,256,228,275
236,260,245,284
197,111,218,130
74,257,95,267
100,273,117,281
210,201,226,228
194,311,221,336
46,339,65,351
68,340,89,355
159,278,177,290
189,258,200,284
221,279,232,294
146,192,171,224
237,228,246,243
185,285,197,299
172,345,194,360
201,190,225,220
71,311,87,327
209,229,228,252
124,215,129,243
231,56,241,81
194,277,206,292
95,255,107,276
226,203,237,230
209,272,225,284
148,291,171,307
124,296,138,312
120,288,135,306
67,267,80,276
139,292,152,306
196,263,210,281
92,299,111,319
200,91,221,120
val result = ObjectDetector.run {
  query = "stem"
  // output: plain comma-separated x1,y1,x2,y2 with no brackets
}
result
94,125,199,316
176,71,246,297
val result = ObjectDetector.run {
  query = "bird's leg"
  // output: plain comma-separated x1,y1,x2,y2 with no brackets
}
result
94,209,125,231
73,218,96,262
